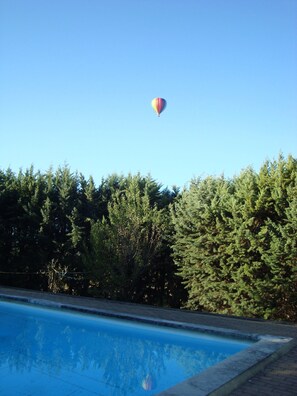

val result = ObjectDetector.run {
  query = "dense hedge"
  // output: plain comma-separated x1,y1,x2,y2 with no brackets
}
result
171,155,297,321
0,168,183,306
0,155,296,321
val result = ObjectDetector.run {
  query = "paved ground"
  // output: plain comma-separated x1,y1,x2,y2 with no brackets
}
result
0,287,296,395
230,345,297,396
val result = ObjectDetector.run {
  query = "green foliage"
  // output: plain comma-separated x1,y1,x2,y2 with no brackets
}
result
83,175,180,305
0,166,100,293
0,168,180,306
1,155,296,321
171,155,297,321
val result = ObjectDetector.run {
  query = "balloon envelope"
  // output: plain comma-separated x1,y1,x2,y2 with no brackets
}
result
142,374,154,391
151,98,166,116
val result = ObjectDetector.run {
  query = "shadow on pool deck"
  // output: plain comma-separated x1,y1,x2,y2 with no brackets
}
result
0,286,296,395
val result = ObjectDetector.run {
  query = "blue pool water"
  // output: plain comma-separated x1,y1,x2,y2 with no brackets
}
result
0,300,251,396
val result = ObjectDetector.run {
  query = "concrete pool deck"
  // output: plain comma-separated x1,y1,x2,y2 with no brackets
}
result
0,287,296,395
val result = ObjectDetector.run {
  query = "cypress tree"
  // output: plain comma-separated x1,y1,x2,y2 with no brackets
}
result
84,175,168,303
172,156,297,321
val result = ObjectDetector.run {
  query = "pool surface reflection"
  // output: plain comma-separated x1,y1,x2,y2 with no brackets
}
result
0,300,251,396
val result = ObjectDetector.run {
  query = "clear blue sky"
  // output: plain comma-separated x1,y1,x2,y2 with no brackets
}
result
1,0,296,188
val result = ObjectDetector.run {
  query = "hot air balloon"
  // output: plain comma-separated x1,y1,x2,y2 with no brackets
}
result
141,374,155,391
151,98,166,117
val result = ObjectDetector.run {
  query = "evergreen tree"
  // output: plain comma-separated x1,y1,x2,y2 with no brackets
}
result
171,155,297,321
1,156,295,320
84,175,168,302
171,176,234,312
0,168,21,285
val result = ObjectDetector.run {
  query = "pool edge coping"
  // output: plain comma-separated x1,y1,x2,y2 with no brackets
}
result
0,293,296,396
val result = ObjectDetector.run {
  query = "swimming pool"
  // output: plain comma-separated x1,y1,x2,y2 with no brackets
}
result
0,299,251,396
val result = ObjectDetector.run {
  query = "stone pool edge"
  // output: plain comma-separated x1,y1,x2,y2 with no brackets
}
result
0,292,296,396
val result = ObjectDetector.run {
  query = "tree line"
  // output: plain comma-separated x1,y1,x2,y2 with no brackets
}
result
0,155,296,321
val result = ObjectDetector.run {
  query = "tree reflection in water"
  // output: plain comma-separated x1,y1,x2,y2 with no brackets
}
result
0,301,249,395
